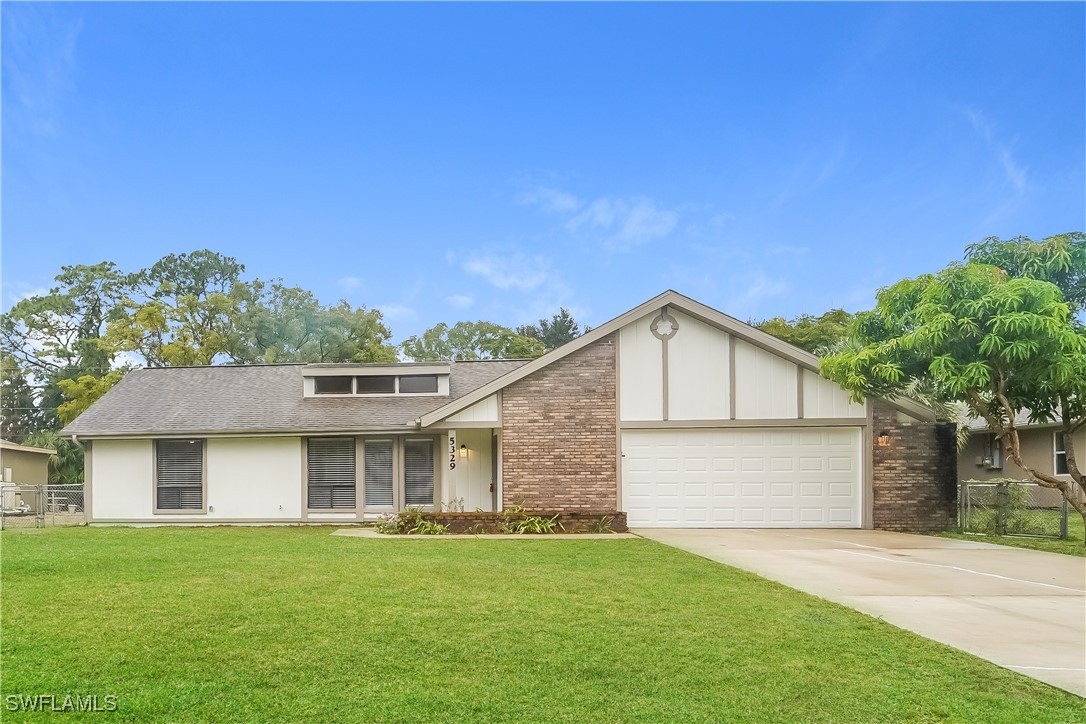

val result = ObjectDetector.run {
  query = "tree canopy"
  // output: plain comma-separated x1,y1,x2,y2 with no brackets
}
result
516,308,589,349
754,309,853,354
964,232,1086,320
821,261,1086,531
401,321,547,361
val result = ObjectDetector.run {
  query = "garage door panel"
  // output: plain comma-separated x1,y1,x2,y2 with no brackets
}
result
622,427,862,528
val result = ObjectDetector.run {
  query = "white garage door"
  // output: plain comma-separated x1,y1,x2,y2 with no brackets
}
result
622,427,863,528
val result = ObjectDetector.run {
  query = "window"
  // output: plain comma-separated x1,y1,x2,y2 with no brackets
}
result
364,440,394,507
156,439,204,511
356,375,395,394
404,439,435,506
1055,433,1069,475
399,375,438,394
307,438,356,509
314,376,353,395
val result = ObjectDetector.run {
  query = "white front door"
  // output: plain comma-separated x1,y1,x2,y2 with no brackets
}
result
621,427,863,528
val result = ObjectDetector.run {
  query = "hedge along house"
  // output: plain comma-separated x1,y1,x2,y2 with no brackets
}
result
62,291,957,531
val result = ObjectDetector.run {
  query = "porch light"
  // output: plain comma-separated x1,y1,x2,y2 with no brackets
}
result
459,444,468,458
877,431,891,447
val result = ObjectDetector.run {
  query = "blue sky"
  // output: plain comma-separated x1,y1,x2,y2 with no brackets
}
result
3,2,1084,341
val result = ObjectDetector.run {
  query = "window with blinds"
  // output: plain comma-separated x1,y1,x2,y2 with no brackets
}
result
156,439,204,510
404,439,434,506
364,440,394,507
307,437,356,509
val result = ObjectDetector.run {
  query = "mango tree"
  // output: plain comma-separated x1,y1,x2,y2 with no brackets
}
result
821,263,1086,539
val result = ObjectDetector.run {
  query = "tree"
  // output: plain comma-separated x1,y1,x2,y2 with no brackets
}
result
516,308,589,350
56,371,126,425
1,353,42,443
820,263,1086,539
965,232,1086,319
23,429,84,484
754,309,853,354
104,250,249,366
402,321,547,361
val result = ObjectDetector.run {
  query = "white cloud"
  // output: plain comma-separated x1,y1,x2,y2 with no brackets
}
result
518,184,678,252
337,276,363,293
738,270,789,303
376,304,417,321
462,252,552,291
962,106,1028,195
516,186,582,214
444,294,474,309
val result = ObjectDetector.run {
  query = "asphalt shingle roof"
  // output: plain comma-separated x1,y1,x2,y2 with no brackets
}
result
62,360,530,437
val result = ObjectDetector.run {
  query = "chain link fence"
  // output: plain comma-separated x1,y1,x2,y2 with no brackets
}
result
1,484,86,530
958,480,1068,539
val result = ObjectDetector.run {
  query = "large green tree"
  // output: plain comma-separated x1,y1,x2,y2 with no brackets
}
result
965,232,1086,319
516,308,589,350
104,250,249,366
755,309,853,354
821,263,1086,537
0,353,42,443
402,321,546,361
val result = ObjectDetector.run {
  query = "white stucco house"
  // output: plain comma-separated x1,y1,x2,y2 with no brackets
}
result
63,290,957,531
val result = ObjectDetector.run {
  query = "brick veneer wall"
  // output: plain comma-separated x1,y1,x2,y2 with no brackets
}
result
501,335,618,510
872,400,958,532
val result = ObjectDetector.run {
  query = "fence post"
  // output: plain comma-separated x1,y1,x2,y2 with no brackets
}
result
1060,498,1068,540
995,482,1007,536
35,485,45,529
957,482,966,533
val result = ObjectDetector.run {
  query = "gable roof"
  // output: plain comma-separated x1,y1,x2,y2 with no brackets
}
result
61,360,529,438
419,290,935,426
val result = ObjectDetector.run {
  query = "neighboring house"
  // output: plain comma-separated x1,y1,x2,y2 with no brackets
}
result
960,412,1085,486
0,438,57,514
0,439,55,486
62,291,957,531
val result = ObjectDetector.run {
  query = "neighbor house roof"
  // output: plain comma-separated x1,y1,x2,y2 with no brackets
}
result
0,439,57,455
965,409,1061,432
61,360,529,438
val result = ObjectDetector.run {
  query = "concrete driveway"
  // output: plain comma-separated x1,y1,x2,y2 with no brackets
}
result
634,528,1086,697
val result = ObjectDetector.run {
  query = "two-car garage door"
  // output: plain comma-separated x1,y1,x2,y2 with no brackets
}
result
622,428,863,528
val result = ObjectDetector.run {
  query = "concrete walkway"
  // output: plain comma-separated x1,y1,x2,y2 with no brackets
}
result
634,528,1086,697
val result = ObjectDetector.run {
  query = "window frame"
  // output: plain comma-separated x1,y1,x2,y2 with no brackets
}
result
305,436,358,512
1054,431,1069,476
313,376,355,395
397,375,440,395
153,438,207,515
402,437,437,508
355,375,396,395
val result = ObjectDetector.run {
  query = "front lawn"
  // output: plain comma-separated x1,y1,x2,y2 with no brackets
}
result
942,513,1086,557
1,528,1081,721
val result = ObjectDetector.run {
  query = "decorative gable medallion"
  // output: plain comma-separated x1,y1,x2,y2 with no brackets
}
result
650,311,679,340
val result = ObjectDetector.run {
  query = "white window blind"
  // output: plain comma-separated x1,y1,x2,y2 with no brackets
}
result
364,440,394,507
156,439,203,510
308,437,356,509
404,439,434,506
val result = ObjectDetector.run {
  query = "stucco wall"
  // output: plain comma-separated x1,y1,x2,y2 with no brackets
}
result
0,447,51,485
501,336,618,510
90,437,303,521
958,427,1086,483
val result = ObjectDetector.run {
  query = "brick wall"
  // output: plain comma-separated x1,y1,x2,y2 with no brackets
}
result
872,400,958,532
501,336,618,510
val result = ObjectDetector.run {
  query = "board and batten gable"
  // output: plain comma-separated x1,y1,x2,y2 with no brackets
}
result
618,307,864,423
443,394,500,425
89,437,303,522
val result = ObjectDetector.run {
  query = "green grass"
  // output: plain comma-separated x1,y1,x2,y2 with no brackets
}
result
943,510,1086,557
2,528,1083,722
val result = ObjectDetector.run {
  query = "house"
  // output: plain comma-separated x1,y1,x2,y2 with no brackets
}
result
0,438,57,514
960,412,1084,491
62,291,957,531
